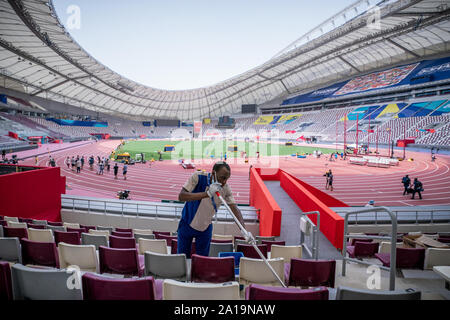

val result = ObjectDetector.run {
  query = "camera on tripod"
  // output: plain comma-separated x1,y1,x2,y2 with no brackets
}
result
117,190,130,200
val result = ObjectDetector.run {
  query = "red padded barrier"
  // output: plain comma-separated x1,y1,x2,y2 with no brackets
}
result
0,164,65,222
280,171,345,250
250,168,282,236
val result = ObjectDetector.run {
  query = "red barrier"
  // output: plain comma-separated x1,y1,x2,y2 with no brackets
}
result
250,168,282,236
0,165,65,222
280,171,345,250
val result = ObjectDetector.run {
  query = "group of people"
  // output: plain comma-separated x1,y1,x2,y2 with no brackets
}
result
401,175,424,200
323,169,334,191
62,154,128,180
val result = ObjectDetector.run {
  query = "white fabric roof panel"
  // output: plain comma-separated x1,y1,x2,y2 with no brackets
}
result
0,0,449,120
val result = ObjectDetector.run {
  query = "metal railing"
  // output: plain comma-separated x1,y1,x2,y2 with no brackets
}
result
299,211,320,260
61,194,259,223
341,206,397,291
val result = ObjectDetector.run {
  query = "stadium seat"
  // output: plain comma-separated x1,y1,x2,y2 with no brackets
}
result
348,238,373,246
109,235,136,249
438,237,450,244
190,254,235,283
236,243,268,259
21,239,59,268
153,231,171,239
378,241,404,254
0,220,7,227
115,227,133,233
88,229,110,238
63,222,80,229
423,248,450,270
287,258,336,288
82,272,162,300
3,227,28,241
66,227,86,238
209,242,234,257
271,245,302,264
246,284,329,300
111,231,133,237
18,218,33,224
11,264,82,300
375,247,426,269
7,221,27,229
346,242,380,258
47,222,63,227
239,257,285,287
3,217,19,223
0,261,13,300
133,232,155,243
210,238,233,244
31,219,48,226
133,228,153,235
99,246,144,277
155,234,177,246
144,251,187,281
80,225,96,232
28,228,54,243
219,252,244,276
54,230,81,245
96,226,114,233
163,279,240,300
26,223,46,230
81,233,108,250
212,234,233,242
58,242,99,273
0,238,22,264
170,239,196,255
255,236,277,244
138,238,168,255
47,225,66,233
261,240,286,252
335,286,421,300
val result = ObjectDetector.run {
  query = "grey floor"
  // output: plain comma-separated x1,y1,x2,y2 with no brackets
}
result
264,181,342,260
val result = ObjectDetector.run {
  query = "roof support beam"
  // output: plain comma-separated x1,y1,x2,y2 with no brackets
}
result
338,56,361,73
279,79,291,95
386,38,420,58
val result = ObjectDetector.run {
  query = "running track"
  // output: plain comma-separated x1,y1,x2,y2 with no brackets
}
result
19,140,450,207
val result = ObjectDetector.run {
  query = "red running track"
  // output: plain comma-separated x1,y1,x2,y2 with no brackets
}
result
20,140,450,207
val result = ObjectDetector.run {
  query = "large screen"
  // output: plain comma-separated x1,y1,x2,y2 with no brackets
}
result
155,119,180,127
242,104,257,114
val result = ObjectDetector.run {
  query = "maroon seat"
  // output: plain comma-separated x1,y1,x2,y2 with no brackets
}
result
0,215,3,220
210,239,233,244
109,235,136,249
0,220,8,227
287,258,336,288
18,218,33,224
437,237,450,244
21,239,59,268
99,246,144,277
3,227,28,240
66,227,86,238
0,261,13,301
171,239,196,255
261,240,286,252
80,225,97,232
348,238,373,246
115,228,133,233
375,247,425,269
157,234,178,246
54,230,81,245
82,272,162,300
47,221,63,227
233,236,245,242
153,231,172,239
27,223,46,230
190,254,235,283
236,244,268,259
246,284,329,300
346,242,380,258
111,231,133,238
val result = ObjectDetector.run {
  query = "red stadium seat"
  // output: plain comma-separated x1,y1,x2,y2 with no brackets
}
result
375,247,425,269
0,261,13,301
54,230,81,245
236,244,268,259
99,246,144,277
21,239,59,268
346,242,380,258
190,254,235,283
287,258,336,288
246,284,329,300
109,235,136,249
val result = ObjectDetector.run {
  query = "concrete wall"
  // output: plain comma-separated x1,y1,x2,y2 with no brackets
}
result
61,209,260,236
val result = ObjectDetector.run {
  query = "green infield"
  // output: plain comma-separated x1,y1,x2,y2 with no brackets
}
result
113,140,337,161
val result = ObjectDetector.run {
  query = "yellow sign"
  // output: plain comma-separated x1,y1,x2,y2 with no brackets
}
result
254,116,274,125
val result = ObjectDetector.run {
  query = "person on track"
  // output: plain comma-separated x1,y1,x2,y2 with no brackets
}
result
411,178,423,200
401,174,411,195
176,161,248,258
323,170,331,190
123,162,128,180
65,156,70,169
76,158,81,174
328,170,334,192
113,162,119,179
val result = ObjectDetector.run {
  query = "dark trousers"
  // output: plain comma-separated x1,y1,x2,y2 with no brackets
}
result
177,220,212,258
76,167,80,173
403,185,409,195
411,190,422,199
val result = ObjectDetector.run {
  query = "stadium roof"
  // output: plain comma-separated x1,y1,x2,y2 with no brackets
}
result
0,0,449,121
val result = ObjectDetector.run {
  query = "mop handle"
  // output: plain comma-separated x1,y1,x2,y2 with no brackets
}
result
216,192,287,288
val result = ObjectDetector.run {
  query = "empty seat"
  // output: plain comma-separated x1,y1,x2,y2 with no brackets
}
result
115,227,133,233
163,279,240,300
246,284,329,300
219,252,244,275
0,261,13,300
255,236,277,244
209,242,234,257
287,258,336,288
261,240,286,252
138,238,168,255
271,245,302,263
58,242,99,273
335,286,421,300
0,238,22,264
21,239,59,268
28,228,54,243
133,233,155,243
82,272,162,300
375,247,426,269
99,246,144,277
47,225,66,233
66,227,86,238
96,226,114,233
111,231,133,238
170,239,196,255
156,234,177,246
233,238,247,251
153,231,171,239
378,241,404,254
346,242,380,258
348,238,373,246
80,225,96,232
239,257,285,286
18,218,33,224
191,254,235,283
63,222,80,229
109,235,136,249
7,221,27,229
47,221,63,227
31,219,48,226
424,248,450,269
81,233,108,250
212,234,233,242
27,224,46,230
210,238,233,244
3,217,19,223
144,251,187,281
236,243,268,259
3,227,28,241
11,264,82,300
54,230,81,245
438,237,450,244
133,229,153,235
88,229,110,238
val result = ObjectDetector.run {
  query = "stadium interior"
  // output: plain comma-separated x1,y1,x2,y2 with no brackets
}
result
0,0,450,303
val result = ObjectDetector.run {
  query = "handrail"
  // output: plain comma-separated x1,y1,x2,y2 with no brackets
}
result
341,206,397,291
299,211,320,260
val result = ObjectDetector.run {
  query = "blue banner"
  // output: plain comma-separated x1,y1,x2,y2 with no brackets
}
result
47,118,108,127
